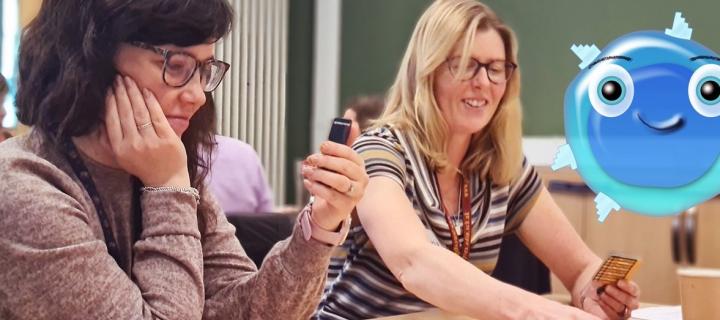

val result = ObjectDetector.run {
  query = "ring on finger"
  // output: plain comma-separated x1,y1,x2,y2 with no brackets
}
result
136,121,153,130
617,305,630,319
344,182,354,196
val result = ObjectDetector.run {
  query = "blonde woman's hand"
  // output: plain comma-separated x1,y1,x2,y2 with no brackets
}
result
104,75,190,188
301,123,368,230
581,280,640,320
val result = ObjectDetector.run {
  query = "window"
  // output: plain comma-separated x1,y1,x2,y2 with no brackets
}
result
1,0,19,128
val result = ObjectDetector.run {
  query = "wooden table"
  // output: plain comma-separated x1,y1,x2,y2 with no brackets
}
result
374,308,472,320
373,294,662,319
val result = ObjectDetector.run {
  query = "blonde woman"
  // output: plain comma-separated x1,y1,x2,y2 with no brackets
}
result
315,1,640,319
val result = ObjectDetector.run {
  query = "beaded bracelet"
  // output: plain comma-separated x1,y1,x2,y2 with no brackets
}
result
141,186,201,204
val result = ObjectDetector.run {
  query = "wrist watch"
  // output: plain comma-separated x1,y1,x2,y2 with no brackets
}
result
298,198,351,246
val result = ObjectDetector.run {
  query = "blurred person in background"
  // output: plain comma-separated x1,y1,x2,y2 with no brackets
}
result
206,134,274,214
342,94,385,132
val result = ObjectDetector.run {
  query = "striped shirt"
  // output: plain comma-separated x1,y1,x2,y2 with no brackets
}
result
315,126,542,319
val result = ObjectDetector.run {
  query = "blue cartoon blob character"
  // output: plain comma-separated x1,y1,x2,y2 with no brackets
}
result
553,13,720,222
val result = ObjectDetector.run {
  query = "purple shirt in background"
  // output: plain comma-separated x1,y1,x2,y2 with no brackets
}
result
207,135,274,215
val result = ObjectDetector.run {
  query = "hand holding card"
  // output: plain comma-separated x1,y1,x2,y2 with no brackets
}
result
300,117,367,232
580,255,641,319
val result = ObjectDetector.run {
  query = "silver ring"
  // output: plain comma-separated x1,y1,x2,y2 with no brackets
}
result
136,121,153,130
619,305,630,319
345,182,354,195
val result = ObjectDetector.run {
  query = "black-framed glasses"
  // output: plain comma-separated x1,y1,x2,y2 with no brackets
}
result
130,42,230,92
446,57,516,84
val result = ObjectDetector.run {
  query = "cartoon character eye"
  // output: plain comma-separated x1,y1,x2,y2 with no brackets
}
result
588,64,634,117
688,64,720,117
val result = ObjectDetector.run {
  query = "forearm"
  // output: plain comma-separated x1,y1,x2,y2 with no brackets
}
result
516,188,603,308
133,191,205,319
0,192,205,320
396,244,552,320
203,224,333,319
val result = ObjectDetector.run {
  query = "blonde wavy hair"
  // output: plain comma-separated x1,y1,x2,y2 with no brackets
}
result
373,0,523,186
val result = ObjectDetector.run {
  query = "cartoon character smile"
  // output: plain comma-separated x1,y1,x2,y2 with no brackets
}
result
635,112,684,133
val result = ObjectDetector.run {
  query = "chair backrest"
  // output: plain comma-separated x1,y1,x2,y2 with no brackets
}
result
492,233,551,294
226,212,297,267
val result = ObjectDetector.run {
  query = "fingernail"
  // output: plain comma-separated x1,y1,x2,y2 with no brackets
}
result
303,179,312,189
321,142,331,151
307,155,319,166
301,166,314,176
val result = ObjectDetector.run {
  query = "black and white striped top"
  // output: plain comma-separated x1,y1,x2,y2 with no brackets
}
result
314,126,542,320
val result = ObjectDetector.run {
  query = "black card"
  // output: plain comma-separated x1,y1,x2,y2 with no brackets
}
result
328,117,352,145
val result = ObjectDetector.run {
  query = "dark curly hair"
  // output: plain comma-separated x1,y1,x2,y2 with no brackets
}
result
0,73,7,96
16,0,234,233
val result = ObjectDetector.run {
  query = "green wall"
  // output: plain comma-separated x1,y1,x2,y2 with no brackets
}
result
286,0,720,202
339,0,720,135
285,0,314,204
340,0,431,109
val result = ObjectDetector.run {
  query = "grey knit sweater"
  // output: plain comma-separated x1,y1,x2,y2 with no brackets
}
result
0,130,332,320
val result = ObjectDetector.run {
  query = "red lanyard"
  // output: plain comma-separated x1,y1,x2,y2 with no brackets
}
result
438,175,472,260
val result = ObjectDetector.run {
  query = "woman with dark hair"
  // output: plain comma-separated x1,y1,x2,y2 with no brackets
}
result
0,1,367,319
